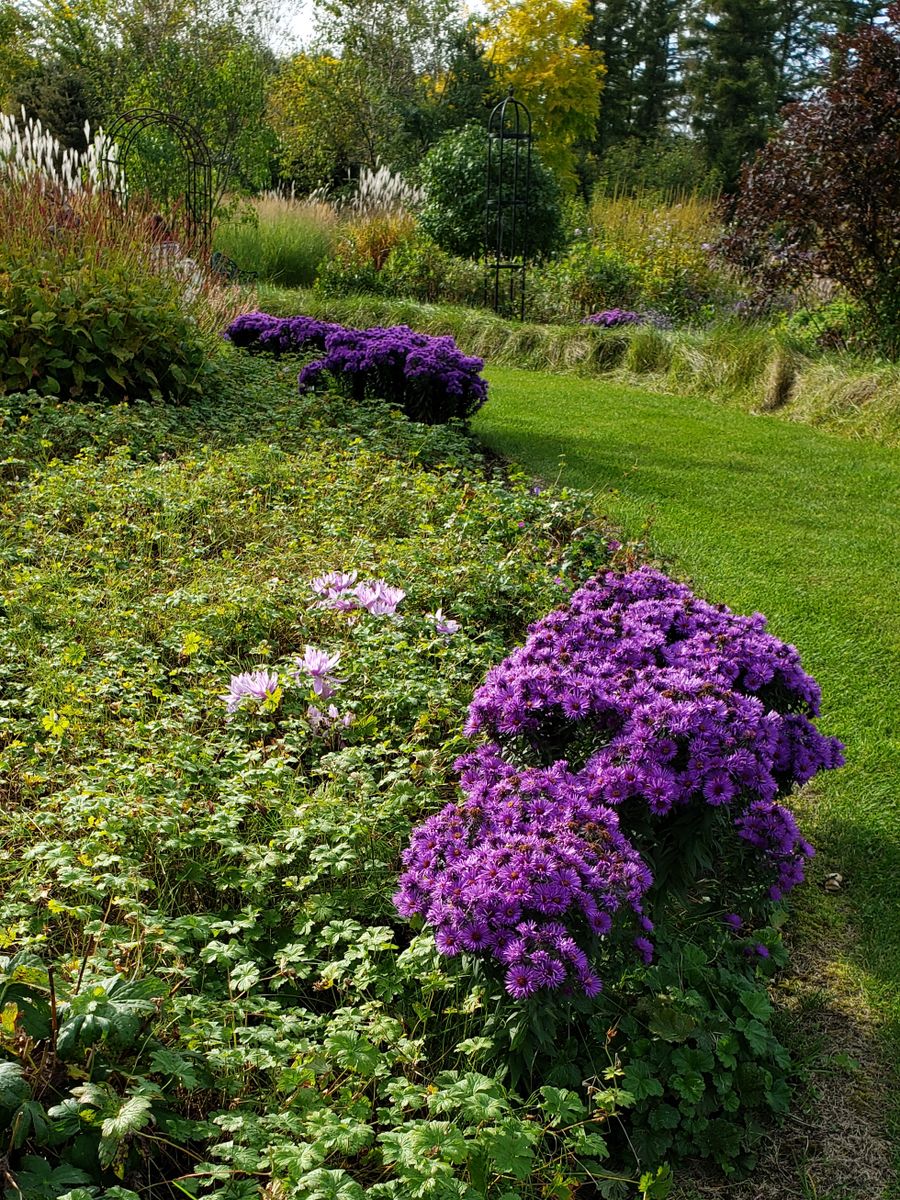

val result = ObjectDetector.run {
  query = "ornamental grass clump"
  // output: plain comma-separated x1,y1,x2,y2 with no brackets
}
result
399,567,843,1000
223,310,488,424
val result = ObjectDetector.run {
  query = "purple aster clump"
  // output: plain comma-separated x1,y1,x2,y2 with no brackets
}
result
396,567,842,1002
297,324,488,424
223,312,340,354
582,309,646,328
224,312,488,423
462,567,841,898
394,752,652,999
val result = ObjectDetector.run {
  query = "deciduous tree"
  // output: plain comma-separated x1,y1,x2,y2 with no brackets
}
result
719,2,900,354
479,0,605,187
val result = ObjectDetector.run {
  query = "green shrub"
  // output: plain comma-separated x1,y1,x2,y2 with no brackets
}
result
381,234,484,305
777,297,869,355
530,242,641,322
418,124,564,260
0,258,216,403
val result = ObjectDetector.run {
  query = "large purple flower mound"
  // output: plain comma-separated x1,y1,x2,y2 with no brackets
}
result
298,324,488,425
394,751,652,999
465,567,842,884
582,309,646,328
397,569,843,999
222,311,487,424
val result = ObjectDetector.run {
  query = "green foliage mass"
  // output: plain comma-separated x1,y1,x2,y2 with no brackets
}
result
0,354,799,1197
0,258,217,404
418,125,564,260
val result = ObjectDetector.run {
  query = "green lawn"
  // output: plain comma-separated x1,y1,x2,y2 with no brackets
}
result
474,367,900,1048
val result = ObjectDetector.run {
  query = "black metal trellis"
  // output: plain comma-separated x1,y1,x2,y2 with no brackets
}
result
100,108,214,253
485,88,533,321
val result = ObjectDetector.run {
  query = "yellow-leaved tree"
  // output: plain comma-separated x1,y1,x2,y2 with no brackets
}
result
479,0,604,189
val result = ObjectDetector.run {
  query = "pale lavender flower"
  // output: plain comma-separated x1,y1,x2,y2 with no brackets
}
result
310,570,359,611
430,608,461,636
355,581,406,616
294,645,344,697
307,704,326,731
221,670,280,714
307,703,354,732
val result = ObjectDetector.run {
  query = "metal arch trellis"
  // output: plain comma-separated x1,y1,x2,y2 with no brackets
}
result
100,108,214,253
484,88,533,321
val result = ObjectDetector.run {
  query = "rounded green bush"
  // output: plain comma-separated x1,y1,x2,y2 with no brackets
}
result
418,124,564,261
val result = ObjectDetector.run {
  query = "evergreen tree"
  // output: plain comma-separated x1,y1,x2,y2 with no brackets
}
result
632,0,680,137
590,0,642,150
683,0,780,188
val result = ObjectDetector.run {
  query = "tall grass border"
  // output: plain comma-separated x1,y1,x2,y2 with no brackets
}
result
259,287,900,447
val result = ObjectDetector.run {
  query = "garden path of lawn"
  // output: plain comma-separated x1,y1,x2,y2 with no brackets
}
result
474,366,900,1052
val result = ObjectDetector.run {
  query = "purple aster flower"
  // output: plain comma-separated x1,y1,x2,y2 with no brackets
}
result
634,936,654,965
723,912,743,930
221,670,280,714
505,963,540,999
294,645,344,698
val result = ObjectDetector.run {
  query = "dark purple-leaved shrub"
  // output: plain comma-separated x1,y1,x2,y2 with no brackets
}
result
222,312,488,424
397,567,843,1000
718,4,900,355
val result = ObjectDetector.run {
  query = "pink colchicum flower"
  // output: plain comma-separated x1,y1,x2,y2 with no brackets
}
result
310,570,359,610
294,645,344,698
307,703,355,732
355,581,406,616
221,670,280,714
430,608,460,636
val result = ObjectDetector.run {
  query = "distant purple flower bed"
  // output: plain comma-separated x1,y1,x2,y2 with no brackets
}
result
396,567,844,1001
223,312,487,425
224,312,341,353
582,309,646,328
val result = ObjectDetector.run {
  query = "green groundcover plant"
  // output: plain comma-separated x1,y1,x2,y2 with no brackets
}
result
0,354,836,1198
